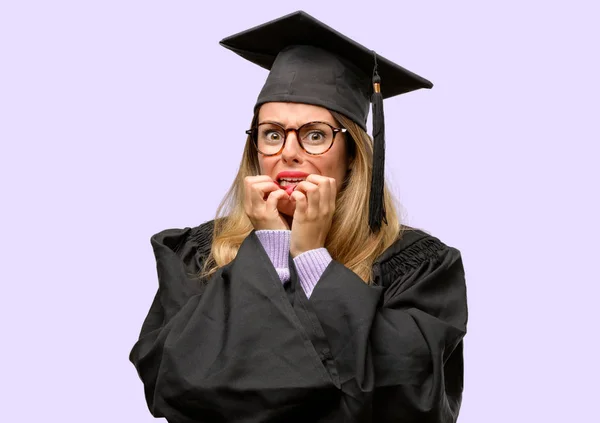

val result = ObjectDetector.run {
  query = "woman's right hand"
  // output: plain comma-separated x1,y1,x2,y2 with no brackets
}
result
243,175,290,230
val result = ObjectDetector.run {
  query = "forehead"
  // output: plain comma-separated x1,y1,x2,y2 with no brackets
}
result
258,102,336,125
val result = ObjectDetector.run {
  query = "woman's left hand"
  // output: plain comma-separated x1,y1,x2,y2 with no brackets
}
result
289,174,337,257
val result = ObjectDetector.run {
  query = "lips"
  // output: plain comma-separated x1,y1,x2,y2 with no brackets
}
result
275,171,309,195
278,179,303,195
280,184,298,195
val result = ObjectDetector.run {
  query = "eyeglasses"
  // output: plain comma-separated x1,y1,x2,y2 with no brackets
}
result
245,121,347,156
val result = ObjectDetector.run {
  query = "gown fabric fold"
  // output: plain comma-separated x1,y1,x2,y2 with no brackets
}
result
129,221,468,422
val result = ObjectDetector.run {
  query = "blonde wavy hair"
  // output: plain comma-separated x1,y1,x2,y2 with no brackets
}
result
201,108,404,283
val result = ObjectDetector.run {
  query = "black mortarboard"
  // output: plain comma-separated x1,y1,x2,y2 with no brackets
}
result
220,11,433,232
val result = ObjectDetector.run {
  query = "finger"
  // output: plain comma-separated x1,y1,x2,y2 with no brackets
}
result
305,174,329,185
319,178,331,216
265,189,288,212
293,180,317,194
251,181,281,203
305,173,335,191
244,175,274,198
290,190,308,216
328,177,337,210
323,177,336,213
305,175,336,213
244,176,273,199
295,180,320,217
245,177,278,215
252,181,280,194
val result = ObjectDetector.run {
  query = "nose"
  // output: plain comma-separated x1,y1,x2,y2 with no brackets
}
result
280,130,303,164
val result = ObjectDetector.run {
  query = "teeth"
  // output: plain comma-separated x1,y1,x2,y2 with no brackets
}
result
279,178,305,187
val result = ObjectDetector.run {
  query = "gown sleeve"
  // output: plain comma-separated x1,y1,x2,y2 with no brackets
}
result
305,228,468,422
130,222,344,422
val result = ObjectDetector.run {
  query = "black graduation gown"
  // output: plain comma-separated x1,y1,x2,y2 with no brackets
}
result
129,221,468,422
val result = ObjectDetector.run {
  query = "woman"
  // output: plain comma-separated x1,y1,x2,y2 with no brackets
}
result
130,11,468,423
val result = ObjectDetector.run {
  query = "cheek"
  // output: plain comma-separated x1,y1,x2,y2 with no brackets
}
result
258,157,277,175
257,157,267,175
318,156,348,192
276,196,296,217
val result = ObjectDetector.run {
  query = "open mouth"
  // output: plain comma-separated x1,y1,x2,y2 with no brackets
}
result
277,178,305,195
277,177,306,187
275,171,310,194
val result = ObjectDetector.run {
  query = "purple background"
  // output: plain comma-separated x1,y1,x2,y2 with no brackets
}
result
2,1,598,421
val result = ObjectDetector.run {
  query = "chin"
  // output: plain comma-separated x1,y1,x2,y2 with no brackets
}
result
277,199,296,217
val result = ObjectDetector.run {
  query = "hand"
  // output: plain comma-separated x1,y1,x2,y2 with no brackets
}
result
289,174,336,257
243,175,290,230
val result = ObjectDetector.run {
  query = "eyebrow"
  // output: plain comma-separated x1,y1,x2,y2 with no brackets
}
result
257,120,284,126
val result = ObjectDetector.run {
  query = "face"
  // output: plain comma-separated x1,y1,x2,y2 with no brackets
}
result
256,102,350,217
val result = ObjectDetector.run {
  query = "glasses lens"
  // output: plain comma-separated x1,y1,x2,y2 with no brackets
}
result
299,123,334,154
256,123,285,155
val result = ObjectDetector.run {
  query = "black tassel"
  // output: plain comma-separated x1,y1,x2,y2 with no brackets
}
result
369,54,387,233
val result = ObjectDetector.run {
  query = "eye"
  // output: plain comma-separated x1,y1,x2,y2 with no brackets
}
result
259,128,284,144
266,131,282,141
304,131,326,143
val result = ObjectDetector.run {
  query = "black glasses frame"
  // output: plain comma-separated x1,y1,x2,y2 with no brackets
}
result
245,121,347,156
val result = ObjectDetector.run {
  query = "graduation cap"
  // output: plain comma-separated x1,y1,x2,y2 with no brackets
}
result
220,11,433,233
